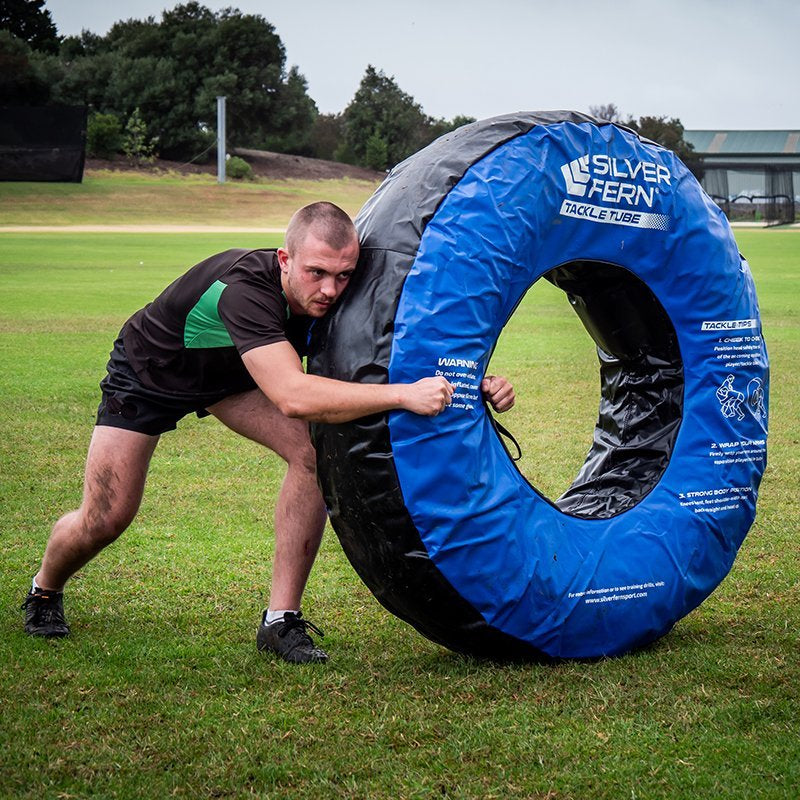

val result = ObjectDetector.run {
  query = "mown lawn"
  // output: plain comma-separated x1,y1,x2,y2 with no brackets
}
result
0,170,379,227
0,227,797,799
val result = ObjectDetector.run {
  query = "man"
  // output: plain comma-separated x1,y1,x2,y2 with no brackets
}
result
23,201,515,663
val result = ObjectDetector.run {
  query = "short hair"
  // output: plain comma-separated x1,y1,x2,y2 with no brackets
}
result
284,202,357,255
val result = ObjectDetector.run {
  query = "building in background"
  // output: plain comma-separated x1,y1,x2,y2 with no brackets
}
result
684,129,799,224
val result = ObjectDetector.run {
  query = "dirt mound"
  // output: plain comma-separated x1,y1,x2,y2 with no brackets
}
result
86,149,384,182
233,149,383,181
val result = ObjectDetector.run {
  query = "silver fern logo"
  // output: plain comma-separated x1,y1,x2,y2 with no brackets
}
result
559,154,671,231
560,156,591,197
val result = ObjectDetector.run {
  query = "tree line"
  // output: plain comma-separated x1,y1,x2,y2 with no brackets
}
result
1,1,696,173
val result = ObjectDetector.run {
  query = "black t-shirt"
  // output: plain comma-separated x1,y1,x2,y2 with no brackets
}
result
122,249,312,397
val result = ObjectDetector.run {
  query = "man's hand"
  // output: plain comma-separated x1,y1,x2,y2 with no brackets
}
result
402,377,454,416
481,375,515,413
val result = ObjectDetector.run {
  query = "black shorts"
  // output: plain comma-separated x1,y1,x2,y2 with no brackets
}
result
96,336,235,436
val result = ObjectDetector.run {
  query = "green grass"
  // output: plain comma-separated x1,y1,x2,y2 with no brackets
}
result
0,169,379,227
1,225,798,799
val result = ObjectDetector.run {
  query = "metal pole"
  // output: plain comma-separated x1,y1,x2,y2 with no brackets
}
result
217,96,226,184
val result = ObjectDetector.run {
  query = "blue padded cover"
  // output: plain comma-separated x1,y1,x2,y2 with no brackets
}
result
386,122,768,658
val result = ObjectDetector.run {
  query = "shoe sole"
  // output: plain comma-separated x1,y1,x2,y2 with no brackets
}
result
25,626,70,638
256,637,328,664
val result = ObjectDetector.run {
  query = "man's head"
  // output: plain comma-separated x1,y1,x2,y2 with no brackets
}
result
278,202,359,318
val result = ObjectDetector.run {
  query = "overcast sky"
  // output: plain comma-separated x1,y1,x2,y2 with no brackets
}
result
45,0,797,130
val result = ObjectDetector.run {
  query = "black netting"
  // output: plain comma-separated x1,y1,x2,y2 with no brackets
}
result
0,106,87,182
704,165,796,224
765,167,795,223
704,168,729,199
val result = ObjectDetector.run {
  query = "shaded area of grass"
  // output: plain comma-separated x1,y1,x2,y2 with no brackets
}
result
1,229,798,799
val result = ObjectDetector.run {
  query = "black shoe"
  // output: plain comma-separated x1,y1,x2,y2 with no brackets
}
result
22,588,70,638
256,611,328,664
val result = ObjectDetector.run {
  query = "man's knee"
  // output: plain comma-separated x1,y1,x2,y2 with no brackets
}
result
52,502,135,552
80,503,137,546
81,465,142,545
80,479,140,547
288,438,318,476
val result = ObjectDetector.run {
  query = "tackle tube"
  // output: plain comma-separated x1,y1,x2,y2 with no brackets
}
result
309,111,769,660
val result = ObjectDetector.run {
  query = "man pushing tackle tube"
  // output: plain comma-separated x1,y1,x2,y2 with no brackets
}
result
23,202,515,663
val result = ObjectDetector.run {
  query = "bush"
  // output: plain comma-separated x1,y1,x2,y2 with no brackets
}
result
123,107,158,165
226,155,253,180
87,112,122,159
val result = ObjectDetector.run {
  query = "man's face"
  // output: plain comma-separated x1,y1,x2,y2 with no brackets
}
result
277,231,359,317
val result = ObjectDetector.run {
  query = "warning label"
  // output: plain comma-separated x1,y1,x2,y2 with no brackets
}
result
435,356,480,411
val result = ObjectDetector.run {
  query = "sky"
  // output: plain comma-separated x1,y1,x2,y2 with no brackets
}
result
45,0,798,130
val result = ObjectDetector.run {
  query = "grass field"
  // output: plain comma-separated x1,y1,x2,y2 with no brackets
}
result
0,169,380,227
0,175,798,799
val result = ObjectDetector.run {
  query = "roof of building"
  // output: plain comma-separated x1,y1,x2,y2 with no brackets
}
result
684,130,800,156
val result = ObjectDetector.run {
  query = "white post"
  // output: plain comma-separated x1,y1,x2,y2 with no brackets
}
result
217,96,226,184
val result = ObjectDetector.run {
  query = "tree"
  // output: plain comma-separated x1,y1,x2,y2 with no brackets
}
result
309,113,343,161
38,3,317,160
341,65,430,169
0,29,49,103
0,0,59,53
364,130,389,171
58,30,106,60
203,7,286,149
340,67,479,169
44,49,121,109
588,103,621,122
87,111,122,158
122,107,158,164
262,66,318,155
450,114,477,129
425,113,476,143
625,114,702,177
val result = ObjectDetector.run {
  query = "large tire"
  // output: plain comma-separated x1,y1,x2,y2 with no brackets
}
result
309,111,769,660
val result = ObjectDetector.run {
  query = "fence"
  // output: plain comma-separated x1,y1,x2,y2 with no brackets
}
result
0,106,87,182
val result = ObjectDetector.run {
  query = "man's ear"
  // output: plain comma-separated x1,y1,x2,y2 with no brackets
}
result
277,247,290,272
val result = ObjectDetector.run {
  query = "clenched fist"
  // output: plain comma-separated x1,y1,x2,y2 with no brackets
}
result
403,377,455,416
481,375,515,413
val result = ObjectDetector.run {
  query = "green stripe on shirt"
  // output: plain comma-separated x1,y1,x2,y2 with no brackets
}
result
183,280,235,348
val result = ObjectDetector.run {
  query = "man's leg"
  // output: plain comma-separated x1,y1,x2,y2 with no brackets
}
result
207,390,327,609
207,389,329,662
37,426,159,589
25,426,159,636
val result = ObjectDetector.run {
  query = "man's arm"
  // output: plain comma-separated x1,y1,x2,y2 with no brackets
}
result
242,341,454,423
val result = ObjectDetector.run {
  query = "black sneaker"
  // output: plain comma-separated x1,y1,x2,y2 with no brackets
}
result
256,611,328,664
22,588,70,638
